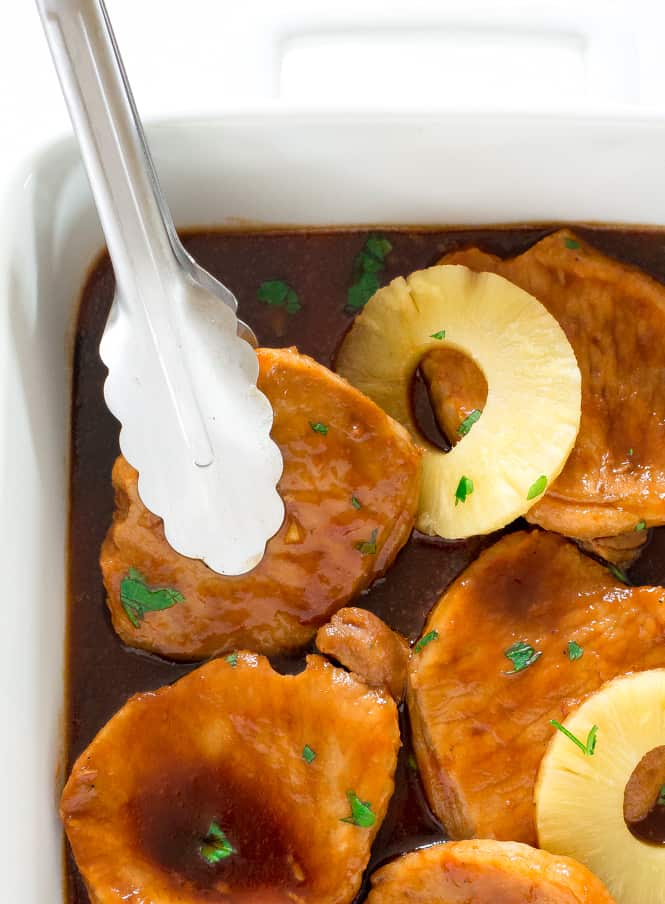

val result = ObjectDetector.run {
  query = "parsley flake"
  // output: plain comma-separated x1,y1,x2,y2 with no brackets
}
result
120,567,184,628
407,753,419,772
309,421,329,435
455,475,474,506
564,237,581,250
346,235,392,313
658,785,665,806
527,475,548,500
504,641,542,674
628,447,634,456
608,563,631,585
341,790,375,828
635,520,646,532
457,409,482,437
355,528,378,555
430,330,446,340
415,630,439,653
257,279,301,314
550,720,598,756
199,821,235,864
225,652,238,668
302,744,316,764
566,640,583,661
351,495,362,510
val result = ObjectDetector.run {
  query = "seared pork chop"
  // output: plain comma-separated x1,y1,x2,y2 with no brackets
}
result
101,347,421,660
408,530,665,844
367,840,616,904
62,654,400,904
423,229,665,563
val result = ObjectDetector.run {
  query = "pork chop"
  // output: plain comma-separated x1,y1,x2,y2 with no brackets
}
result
408,530,665,844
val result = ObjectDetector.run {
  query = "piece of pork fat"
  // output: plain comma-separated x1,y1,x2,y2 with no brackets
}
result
315,607,410,702
61,654,400,904
367,840,617,904
421,228,665,566
408,530,665,844
101,347,421,661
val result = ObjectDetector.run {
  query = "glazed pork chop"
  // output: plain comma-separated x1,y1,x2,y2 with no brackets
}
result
408,530,665,845
367,840,616,904
61,654,400,904
101,347,421,660
423,229,665,565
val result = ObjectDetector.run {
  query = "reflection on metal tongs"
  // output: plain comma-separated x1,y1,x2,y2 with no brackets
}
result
36,0,284,574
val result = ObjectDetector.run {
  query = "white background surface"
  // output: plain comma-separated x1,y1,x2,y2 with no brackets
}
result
3,0,665,198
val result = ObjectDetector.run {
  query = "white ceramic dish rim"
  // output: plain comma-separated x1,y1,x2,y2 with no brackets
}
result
4,109,665,902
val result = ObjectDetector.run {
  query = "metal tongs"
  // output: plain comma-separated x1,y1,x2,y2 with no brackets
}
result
36,0,284,574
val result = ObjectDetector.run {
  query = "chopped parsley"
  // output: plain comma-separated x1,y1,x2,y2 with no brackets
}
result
457,409,482,437
504,641,542,674
355,528,378,555
635,520,646,532
341,790,375,828
550,720,598,756
257,279,301,314
566,640,583,661
628,447,634,456
199,821,235,864
608,563,631,585
527,475,548,500
225,652,238,668
455,475,474,506
658,785,665,806
351,495,362,510
120,567,184,628
346,235,392,313
430,330,446,340
564,237,581,250
302,744,316,764
309,421,329,435
415,630,439,653
407,753,419,772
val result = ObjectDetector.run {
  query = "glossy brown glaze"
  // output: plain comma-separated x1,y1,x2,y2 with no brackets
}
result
101,348,420,660
68,225,665,902
367,841,617,903
61,654,400,904
408,530,665,845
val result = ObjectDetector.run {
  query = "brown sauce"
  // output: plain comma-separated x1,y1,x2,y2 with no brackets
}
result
67,224,665,901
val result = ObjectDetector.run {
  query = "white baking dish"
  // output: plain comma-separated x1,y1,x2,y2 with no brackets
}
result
4,110,665,901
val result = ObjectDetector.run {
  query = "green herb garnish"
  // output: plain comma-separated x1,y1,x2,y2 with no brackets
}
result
355,528,378,555
346,235,392,313
341,790,375,828
225,652,238,668
658,785,665,806
628,447,634,456
527,475,548,500
608,563,631,585
430,330,446,340
566,640,584,661
635,520,646,532
257,279,301,314
457,409,482,437
504,641,542,674
407,753,419,772
415,630,439,653
550,720,598,756
200,821,235,864
309,421,329,435
302,744,316,764
455,475,474,505
351,495,362,510
120,567,184,628
564,237,581,250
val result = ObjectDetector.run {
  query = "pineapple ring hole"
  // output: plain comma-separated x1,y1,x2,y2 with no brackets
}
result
410,349,488,451
623,745,665,844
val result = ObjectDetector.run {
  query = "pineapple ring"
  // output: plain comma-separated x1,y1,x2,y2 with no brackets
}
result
336,265,582,538
536,669,665,904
